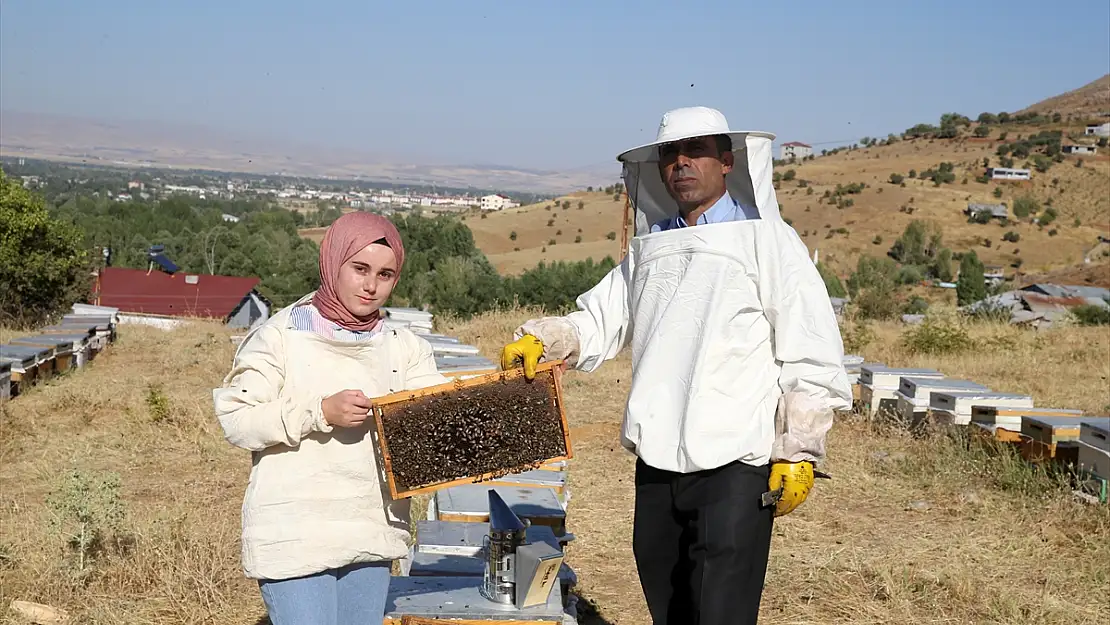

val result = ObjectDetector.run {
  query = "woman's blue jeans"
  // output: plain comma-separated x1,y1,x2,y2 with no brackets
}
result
258,561,392,625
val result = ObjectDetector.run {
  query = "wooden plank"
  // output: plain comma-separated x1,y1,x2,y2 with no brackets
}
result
372,362,573,500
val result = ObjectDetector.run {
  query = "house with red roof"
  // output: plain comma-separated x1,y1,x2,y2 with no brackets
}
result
92,266,270,329
780,141,813,161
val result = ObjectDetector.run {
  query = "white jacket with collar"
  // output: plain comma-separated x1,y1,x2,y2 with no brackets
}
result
517,219,853,474
213,293,448,580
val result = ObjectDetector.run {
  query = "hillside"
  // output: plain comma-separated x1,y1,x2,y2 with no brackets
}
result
455,124,1109,280
778,125,1110,277
1019,74,1110,117
463,191,626,274
1,314,1108,624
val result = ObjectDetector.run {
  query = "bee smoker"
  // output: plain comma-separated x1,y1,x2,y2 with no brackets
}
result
480,490,564,609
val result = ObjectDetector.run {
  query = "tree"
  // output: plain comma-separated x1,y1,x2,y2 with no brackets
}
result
977,112,998,124
932,248,954,282
956,251,986,306
889,220,942,265
846,256,900,320
973,125,991,138
0,171,90,325
816,262,846,298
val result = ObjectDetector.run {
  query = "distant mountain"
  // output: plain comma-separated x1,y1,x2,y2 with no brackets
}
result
1019,74,1110,118
0,110,617,194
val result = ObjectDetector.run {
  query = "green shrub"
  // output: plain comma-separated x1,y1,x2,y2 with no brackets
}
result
1072,304,1110,326
902,313,974,355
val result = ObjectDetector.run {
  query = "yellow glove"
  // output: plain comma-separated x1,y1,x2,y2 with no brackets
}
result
767,461,815,517
500,335,545,380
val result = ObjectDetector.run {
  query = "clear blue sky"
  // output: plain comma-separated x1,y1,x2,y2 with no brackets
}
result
2,0,1108,171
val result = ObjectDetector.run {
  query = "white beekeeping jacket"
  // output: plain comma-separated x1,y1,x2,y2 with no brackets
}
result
518,133,852,474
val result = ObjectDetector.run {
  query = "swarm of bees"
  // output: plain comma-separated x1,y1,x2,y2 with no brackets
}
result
381,374,567,490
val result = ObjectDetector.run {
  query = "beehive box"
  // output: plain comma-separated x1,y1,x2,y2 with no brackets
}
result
859,366,942,389
372,362,572,499
0,361,10,402
859,385,900,419
1077,441,1110,478
929,391,1034,425
971,407,1085,432
12,336,75,373
1081,421,1109,453
1021,438,1079,466
1024,416,1110,445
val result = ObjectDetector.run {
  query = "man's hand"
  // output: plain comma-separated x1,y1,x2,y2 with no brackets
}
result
500,335,545,380
768,461,815,517
322,389,373,428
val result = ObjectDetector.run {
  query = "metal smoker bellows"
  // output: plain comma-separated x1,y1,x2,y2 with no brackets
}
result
480,490,564,609
481,490,528,604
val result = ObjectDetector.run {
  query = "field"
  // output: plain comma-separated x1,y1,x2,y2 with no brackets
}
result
2,311,1109,625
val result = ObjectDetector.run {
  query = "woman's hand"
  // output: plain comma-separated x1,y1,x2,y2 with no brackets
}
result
322,389,374,428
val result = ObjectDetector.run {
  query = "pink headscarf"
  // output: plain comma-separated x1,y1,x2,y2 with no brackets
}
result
312,212,405,331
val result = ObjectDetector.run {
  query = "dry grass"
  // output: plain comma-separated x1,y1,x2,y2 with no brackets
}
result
2,311,1109,625
779,131,1110,277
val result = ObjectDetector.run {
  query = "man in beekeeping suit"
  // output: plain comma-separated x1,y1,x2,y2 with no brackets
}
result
500,106,852,625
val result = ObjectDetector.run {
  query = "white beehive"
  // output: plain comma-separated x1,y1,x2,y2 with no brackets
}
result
929,391,1034,426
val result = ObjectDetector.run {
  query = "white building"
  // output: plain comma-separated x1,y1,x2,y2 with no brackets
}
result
989,167,1031,181
1084,123,1110,137
1063,144,1098,155
780,141,813,160
480,194,519,211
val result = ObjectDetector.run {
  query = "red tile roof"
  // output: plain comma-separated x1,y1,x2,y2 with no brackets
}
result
94,267,261,319
782,141,812,148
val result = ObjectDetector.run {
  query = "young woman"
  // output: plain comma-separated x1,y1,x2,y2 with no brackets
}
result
213,212,448,625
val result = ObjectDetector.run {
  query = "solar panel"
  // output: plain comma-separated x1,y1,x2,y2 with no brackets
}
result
147,245,179,274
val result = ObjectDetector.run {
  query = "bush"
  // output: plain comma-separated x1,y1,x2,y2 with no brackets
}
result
873,235,883,245
903,296,929,315
47,467,127,581
1002,231,1020,242
783,169,796,181
1039,206,1057,225
816,262,846,298
1012,195,1038,218
993,187,1004,198
509,231,518,241
0,171,90,325
896,265,925,285
606,231,616,240
574,235,582,243
908,169,917,178
901,312,974,355
1072,304,1110,326
889,173,904,184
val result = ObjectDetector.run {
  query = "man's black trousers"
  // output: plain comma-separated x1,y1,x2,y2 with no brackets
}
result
633,458,774,625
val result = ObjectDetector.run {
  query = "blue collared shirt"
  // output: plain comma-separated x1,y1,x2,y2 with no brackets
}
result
650,192,761,233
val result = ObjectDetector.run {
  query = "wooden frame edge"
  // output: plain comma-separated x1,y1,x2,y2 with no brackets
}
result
374,361,573,500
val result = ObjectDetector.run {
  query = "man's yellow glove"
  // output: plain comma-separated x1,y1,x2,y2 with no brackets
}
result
767,461,815,517
500,335,545,380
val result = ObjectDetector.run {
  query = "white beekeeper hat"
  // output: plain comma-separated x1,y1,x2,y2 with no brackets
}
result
617,106,782,236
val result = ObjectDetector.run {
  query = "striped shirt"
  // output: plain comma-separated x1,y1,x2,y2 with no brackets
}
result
289,303,384,342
